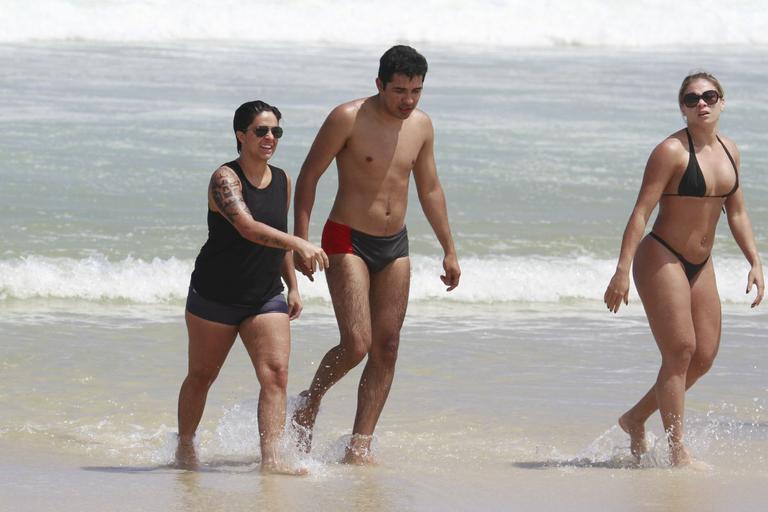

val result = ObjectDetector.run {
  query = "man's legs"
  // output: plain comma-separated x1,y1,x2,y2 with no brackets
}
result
293,254,372,451
345,256,410,464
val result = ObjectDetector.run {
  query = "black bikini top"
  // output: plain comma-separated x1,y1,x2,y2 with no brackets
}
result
663,128,739,198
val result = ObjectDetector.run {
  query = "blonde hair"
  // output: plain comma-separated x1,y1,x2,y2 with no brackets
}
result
678,72,724,107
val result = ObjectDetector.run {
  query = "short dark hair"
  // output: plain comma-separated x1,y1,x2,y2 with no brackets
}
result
233,100,282,153
378,45,428,87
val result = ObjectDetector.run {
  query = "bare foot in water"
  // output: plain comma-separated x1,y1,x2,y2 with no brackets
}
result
260,461,309,476
669,441,700,468
684,458,713,471
619,413,648,458
668,440,712,469
292,390,319,453
342,435,375,465
174,440,199,470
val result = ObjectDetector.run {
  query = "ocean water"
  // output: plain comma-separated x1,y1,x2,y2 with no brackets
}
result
1,42,766,305
1,2,768,511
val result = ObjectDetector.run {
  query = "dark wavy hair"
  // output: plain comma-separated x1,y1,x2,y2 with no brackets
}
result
378,45,428,87
233,100,282,153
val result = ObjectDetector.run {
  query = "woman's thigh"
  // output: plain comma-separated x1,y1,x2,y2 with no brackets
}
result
633,236,696,356
689,261,722,365
185,310,239,376
238,312,291,378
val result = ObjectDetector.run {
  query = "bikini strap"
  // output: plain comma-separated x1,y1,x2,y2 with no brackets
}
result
716,136,738,172
685,128,695,155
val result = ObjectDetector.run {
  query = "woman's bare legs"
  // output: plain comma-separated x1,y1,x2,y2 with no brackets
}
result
176,311,239,468
239,312,304,474
622,238,721,466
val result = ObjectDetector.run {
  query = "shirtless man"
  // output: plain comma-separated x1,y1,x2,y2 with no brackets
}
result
291,45,461,464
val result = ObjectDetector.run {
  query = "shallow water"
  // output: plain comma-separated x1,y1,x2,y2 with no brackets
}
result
2,303,767,511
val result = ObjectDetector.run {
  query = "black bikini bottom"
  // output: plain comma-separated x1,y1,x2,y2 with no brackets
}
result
649,232,709,283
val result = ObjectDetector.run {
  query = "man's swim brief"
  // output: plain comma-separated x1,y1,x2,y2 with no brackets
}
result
321,219,409,273
186,286,288,325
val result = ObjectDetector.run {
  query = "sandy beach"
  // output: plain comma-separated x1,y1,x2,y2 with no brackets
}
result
2,304,767,511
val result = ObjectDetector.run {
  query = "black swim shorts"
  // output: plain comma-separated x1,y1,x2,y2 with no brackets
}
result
185,286,288,325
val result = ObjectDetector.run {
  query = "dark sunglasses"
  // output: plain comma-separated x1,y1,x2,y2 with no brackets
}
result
250,126,283,138
682,90,720,108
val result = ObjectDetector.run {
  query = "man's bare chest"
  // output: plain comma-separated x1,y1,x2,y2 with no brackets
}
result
342,133,421,174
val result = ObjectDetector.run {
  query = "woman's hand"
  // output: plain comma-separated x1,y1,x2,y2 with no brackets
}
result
293,238,329,281
747,264,765,308
604,270,630,314
287,288,303,320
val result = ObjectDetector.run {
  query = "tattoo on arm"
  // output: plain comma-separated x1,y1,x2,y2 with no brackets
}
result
255,234,290,248
210,168,252,223
209,167,292,249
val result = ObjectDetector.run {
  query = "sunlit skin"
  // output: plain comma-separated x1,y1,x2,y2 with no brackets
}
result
604,78,764,467
291,69,461,464
175,110,327,475
375,74,423,120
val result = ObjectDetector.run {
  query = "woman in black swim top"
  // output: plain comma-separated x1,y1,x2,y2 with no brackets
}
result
175,101,329,474
603,72,764,467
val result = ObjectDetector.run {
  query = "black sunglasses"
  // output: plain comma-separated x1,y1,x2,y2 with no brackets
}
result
682,90,720,108
249,126,283,138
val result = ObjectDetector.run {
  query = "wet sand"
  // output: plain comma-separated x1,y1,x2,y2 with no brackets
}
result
2,304,767,511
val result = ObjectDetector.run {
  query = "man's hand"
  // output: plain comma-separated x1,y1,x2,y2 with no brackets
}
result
441,253,460,291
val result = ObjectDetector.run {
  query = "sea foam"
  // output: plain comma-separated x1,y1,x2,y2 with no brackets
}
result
0,253,758,305
1,0,765,47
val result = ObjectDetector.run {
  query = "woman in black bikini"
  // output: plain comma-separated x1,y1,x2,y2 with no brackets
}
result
604,72,764,466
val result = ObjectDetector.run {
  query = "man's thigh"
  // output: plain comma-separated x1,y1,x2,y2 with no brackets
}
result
369,257,410,340
327,254,373,342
